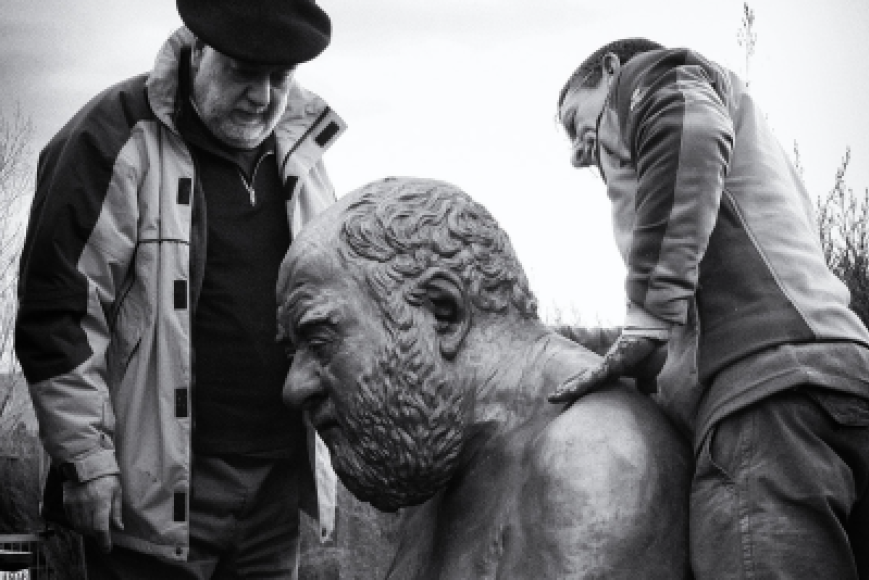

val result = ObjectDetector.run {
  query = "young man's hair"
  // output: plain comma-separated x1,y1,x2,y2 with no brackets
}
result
557,38,665,109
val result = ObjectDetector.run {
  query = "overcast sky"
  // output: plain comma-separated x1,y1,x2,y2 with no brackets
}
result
2,0,867,324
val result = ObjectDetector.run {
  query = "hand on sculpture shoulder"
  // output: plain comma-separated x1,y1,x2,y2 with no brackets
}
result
547,335,663,404
547,362,610,403
63,473,123,553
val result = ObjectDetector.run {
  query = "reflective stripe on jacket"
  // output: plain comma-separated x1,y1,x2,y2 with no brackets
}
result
15,27,345,560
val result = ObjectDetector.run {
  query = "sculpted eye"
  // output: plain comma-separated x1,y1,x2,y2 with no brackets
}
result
278,337,297,360
308,339,335,364
300,323,336,363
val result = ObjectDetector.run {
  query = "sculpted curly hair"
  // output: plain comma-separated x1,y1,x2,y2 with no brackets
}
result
337,177,538,321
324,177,540,509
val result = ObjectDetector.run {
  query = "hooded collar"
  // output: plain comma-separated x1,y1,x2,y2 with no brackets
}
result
145,27,340,156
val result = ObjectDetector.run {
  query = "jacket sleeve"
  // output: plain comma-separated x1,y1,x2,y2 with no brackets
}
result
551,325,622,356
15,106,140,482
617,62,735,326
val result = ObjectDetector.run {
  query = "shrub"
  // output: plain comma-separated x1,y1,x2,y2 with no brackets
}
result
816,148,869,328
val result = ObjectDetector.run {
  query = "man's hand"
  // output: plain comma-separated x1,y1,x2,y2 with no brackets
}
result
548,335,664,404
63,474,123,553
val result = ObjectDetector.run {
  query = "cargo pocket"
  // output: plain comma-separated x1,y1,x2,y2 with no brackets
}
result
699,422,736,485
699,409,754,488
805,388,869,428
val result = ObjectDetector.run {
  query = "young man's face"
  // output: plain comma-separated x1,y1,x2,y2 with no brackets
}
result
559,53,622,170
559,80,610,169
191,44,296,149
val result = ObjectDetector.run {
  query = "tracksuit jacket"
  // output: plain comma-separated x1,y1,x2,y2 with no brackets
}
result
597,48,869,443
14,28,345,560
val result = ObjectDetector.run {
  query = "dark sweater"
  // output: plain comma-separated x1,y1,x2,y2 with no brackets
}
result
179,105,305,456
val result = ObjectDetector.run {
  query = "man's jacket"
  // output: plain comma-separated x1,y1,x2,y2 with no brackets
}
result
597,48,869,442
14,28,345,560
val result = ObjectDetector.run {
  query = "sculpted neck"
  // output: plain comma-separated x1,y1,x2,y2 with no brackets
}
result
458,316,555,433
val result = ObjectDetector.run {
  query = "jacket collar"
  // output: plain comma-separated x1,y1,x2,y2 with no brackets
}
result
145,27,344,173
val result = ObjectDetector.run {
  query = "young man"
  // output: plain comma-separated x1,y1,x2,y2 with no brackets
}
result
15,1,345,577
553,38,869,578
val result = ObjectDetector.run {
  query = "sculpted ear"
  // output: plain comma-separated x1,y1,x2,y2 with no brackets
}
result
407,269,471,360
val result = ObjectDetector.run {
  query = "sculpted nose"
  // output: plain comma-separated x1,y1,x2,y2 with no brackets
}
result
282,357,323,409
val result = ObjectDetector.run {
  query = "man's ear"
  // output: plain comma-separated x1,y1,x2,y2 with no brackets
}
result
407,268,471,360
600,52,621,84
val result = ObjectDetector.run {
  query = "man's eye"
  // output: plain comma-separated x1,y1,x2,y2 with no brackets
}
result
271,70,294,87
231,67,258,82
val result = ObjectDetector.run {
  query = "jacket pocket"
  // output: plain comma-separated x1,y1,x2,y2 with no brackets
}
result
106,289,145,389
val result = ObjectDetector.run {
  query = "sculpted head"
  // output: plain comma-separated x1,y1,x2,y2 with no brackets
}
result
279,177,538,510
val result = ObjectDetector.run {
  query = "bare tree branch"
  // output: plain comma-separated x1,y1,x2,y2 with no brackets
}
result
0,105,33,384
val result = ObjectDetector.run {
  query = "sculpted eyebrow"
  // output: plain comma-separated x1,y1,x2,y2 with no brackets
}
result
297,307,338,329
287,294,338,331
285,288,314,319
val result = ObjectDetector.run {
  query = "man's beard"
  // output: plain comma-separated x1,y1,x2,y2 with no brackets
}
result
328,331,468,512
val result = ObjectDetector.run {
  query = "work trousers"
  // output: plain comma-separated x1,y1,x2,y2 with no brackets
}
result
84,454,302,580
691,387,869,579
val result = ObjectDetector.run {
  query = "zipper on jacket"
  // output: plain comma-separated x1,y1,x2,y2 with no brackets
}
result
237,150,275,206
185,147,201,448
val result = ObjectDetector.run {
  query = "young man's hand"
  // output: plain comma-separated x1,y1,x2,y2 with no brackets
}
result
63,474,124,553
548,335,665,404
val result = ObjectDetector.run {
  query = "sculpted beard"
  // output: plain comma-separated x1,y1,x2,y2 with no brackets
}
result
329,320,468,512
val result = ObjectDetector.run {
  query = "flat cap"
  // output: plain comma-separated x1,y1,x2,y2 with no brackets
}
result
177,0,331,65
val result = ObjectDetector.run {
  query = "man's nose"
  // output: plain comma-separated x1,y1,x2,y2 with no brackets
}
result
570,143,585,168
282,358,323,409
246,76,272,108
570,135,596,168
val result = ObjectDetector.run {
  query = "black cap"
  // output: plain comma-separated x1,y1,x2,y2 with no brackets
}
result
177,0,331,65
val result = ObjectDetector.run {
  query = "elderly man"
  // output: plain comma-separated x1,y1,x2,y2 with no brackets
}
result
15,0,344,577
279,178,692,579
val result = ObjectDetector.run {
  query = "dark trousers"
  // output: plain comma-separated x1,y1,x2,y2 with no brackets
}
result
691,387,869,579
85,454,301,580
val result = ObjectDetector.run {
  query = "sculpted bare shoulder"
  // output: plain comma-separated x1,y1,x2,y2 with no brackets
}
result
505,338,691,579
532,393,688,570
